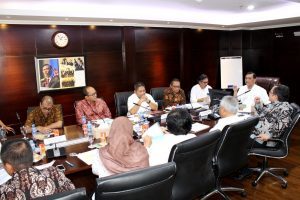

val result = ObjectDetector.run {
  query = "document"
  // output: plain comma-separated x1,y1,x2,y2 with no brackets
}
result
191,123,210,132
144,123,164,139
77,149,98,165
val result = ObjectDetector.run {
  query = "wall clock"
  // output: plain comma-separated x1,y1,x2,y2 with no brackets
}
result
52,31,69,48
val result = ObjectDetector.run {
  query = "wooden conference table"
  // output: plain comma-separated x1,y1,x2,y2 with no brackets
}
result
7,111,217,195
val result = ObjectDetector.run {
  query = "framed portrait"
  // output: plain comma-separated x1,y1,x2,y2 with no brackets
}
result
35,55,86,92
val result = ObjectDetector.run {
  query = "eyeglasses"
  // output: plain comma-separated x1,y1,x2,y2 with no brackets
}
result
41,107,52,111
87,92,97,97
201,81,208,84
172,85,180,88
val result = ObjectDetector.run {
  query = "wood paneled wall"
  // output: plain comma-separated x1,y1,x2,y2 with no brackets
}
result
0,24,299,129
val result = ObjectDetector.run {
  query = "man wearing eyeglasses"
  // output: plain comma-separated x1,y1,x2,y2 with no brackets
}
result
163,78,186,108
25,96,63,134
190,74,212,104
75,86,111,125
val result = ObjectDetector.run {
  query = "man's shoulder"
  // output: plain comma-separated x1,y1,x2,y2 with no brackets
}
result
254,84,267,93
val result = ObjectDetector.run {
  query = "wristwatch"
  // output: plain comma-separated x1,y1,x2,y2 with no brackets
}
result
147,100,151,104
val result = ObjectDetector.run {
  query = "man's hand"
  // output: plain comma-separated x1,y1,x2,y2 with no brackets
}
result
37,126,52,134
143,135,152,148
256,133,270,141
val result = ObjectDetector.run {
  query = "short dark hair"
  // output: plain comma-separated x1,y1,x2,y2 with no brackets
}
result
134,82,145,90
1,139,33,171
170,78,180,85
83,86,92,96
197,74,208,82
166,108,192,135
272,84,290,102
246,72,256,79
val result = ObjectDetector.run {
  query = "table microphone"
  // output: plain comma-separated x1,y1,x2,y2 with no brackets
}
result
237,90,251,98
133,103,152,111
16,112,22,125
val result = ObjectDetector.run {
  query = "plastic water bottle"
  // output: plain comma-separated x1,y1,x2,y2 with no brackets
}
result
32,124,37,140
87,121,93,145
29,140,36,152
82,116,87,136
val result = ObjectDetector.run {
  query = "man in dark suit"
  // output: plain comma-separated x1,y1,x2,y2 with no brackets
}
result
40,64,60,88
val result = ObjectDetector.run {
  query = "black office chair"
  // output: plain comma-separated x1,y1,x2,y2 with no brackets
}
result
202,117,259,200
248,103,300,188
95,162,176,200
34,188,87,200
168,130,221,200
114,91,133,116
150,87,168,109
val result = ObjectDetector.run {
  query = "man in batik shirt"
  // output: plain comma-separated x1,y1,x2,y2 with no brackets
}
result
75,86,111,124
163,78,186,108
0,139,75,199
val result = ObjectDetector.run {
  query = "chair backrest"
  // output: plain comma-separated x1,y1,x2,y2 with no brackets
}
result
114,91,133,116
95,162,176,200
280,103,300,156
34,188,87,200
256,77,280,92
150,87,168,109
214,117,259,177
168,130,221,200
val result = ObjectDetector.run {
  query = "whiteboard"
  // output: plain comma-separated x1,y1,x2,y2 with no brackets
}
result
220,56,243,89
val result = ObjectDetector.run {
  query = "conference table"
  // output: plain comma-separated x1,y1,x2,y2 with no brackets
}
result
5,111,217,195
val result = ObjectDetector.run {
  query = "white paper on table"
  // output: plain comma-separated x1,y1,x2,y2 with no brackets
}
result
144,123,164,139
238,104,252,113
77,149,98,165
35,160,56,170
191,123,210,132
0,168,11,185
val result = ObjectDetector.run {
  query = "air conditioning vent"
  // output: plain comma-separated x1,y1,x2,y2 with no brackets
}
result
294,31,300,36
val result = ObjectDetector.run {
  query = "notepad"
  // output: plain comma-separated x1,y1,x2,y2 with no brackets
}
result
191,123,210,132
77,149,98,165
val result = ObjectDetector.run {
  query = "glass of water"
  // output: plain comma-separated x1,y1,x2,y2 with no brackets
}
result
20,126,28,139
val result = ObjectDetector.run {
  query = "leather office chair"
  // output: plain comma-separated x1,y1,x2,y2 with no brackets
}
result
114,91,133,116
34,188,87,200
168,130,221,200
248,103,300,188
256,77,280,92
150,87,168,109
202,117,259,200
95,162,176,200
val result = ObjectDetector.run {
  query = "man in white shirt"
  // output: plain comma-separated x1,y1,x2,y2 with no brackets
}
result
210,96,249,132
127,82,158,115
190,74,212,104
234,72,269,111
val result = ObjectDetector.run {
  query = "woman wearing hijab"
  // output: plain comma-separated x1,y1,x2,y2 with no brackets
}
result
92,117,150,177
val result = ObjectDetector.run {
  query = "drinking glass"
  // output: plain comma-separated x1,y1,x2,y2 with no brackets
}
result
20,126,28,139
0,128,7,142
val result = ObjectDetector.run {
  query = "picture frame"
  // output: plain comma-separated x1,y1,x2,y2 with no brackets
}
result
35,55,86,92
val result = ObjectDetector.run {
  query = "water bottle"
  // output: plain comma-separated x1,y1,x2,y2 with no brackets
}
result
32,124,37,140
82,116,87,136
87,121,93,145
29,140,36,152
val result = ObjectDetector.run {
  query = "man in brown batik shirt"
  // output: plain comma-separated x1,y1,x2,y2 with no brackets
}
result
163,78,186,108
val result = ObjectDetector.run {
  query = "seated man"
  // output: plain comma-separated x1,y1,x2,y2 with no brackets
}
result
210,96,249,132
146,108,196,166
251,84,293,147
75,86,111,124
0,120,14,133
234,72,269,111
190,74,212,104
0,139,75,199
25,96,63,134
127,82,158,115
163,78,186,108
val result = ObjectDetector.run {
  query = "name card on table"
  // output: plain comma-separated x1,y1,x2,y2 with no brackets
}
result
44,135,67,145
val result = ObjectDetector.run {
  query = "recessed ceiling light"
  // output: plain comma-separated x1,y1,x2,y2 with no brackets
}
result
247,5,255,10
50,25,57,28
65,18,69,20
167,22,171,24
6,16,11,19
89,25,96,30
109,19,113,22
195,0,203,2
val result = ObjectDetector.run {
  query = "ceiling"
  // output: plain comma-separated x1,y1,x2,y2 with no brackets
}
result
1,0,300,30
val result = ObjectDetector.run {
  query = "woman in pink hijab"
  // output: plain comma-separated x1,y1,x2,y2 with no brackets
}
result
99,117,150,174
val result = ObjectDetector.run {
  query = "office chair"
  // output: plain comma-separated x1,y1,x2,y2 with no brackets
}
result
202,117,259,200
150,87,168,109
248,103,300,188
95,162,176,200
168,130,221,200
256,77,280,92
34,188,87,200
114,91,133,116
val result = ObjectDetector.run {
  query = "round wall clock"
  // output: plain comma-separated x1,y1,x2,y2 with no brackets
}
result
52,31,69,48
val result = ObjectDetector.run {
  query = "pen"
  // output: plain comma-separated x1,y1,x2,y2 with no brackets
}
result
65,160,74,167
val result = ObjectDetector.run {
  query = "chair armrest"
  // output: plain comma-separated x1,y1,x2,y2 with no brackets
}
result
267,138,284,144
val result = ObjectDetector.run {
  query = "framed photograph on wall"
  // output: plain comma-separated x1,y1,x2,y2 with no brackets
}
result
35,55,86,92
